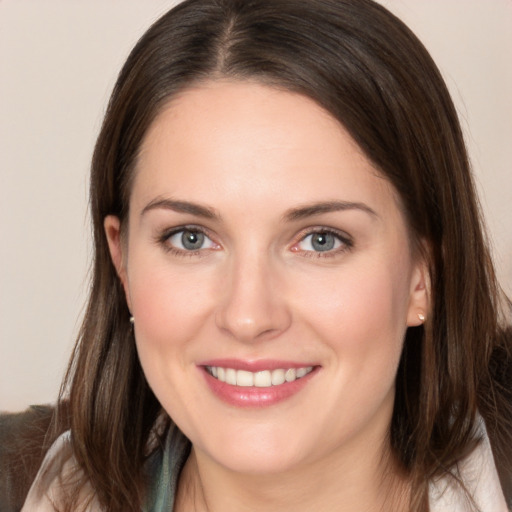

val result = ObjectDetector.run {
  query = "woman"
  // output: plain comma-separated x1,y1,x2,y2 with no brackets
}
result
21,0,512,510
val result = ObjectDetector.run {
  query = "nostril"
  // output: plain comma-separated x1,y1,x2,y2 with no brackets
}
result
215,305,292,343
214,262,292,342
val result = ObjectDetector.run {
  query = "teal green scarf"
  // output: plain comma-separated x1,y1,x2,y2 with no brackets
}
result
144,425,191,512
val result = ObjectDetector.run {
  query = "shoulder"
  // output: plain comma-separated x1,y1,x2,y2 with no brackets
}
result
21,431,101,512
429,423,509,512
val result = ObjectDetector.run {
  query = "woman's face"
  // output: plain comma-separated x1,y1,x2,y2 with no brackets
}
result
106,81,427,475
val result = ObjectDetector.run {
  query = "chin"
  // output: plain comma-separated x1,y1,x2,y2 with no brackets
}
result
193,423,316,475
211,445,305,475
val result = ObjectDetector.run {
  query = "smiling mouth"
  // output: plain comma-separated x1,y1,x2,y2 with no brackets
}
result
205,366,314,387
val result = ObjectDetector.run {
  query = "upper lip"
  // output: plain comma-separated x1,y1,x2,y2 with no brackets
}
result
198,358,318,372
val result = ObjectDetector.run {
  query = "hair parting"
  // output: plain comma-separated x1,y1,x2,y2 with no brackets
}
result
32,1,512,510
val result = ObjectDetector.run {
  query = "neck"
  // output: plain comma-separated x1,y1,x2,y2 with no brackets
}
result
175,437,410,512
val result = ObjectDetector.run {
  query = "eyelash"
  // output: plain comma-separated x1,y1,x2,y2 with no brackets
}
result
156,226,354,258
156,225,217,258
291,227,354,258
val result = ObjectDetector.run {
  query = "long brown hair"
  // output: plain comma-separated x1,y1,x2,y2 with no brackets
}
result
51,0,512,510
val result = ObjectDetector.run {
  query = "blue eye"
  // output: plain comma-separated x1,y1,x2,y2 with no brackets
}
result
167,229,216,251
297,231,350,253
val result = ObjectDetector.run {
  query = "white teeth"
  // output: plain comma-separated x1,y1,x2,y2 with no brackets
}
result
226,368,237,385
254,370,271,387
285,368,296,382
296,367,308,378
207,366,313,387
236,370,254,387
271,369,286,385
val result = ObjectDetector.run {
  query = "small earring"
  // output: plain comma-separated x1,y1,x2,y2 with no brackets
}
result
129,316,135,324
418,312,425,323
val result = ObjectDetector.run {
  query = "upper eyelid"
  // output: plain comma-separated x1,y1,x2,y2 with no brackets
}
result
156,226,219,257
295,226,353,242
159,224,213,239
291,227,354,255
155,224,353,249
156,224,217,248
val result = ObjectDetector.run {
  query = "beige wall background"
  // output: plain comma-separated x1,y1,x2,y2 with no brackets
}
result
1,0,511,411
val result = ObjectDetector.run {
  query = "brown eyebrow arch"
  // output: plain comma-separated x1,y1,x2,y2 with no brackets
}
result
284,201,378,221
141,198,219,219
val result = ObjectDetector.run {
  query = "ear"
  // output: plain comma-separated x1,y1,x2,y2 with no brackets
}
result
406,255,430,327
104,215,132,311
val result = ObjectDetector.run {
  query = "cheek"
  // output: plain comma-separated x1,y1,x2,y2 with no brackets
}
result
299,259,411,372
127,253,217,363
127,259,219,417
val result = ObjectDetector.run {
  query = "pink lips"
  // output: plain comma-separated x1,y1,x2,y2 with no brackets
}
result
199,359,318,408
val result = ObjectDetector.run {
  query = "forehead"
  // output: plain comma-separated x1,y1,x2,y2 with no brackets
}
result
132,80,401,221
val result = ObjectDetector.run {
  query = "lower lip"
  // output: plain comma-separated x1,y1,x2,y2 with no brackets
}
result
201,367,318,408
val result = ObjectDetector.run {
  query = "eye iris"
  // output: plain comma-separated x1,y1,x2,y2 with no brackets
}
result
181,231,204,250
311,233,335,251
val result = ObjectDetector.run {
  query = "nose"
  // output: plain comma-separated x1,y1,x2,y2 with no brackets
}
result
215,252,292,343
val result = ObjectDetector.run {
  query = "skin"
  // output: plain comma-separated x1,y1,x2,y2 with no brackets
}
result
105,80,428,511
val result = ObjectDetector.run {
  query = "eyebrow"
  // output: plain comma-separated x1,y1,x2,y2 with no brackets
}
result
141,198,377,222
141,198,219,219
283,201,378,221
